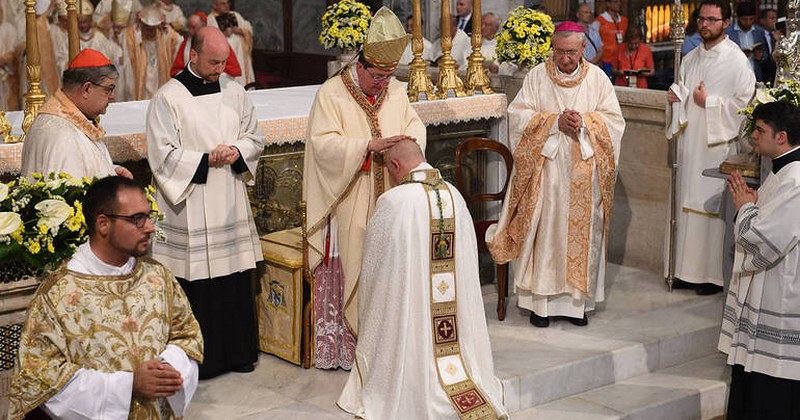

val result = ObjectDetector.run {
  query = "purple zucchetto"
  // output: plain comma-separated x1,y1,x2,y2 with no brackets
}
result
554,21,586,33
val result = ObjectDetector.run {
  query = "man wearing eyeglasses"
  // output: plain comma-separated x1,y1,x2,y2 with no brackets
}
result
8,176,204,419
666,0,755,296
21,48,133,180
304,7,425,369
487,22,625,328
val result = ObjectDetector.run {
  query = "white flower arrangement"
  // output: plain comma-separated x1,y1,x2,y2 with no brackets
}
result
739,80,800,136
495,6,555,68
319,0,372,51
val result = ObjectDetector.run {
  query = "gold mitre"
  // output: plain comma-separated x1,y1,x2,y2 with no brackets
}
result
78,0,94,17
56,0,67,17
111,0,133,25
363,7,410,71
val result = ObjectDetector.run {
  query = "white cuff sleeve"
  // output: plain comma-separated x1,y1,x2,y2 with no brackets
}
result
160,344,199,416
44,369,133,420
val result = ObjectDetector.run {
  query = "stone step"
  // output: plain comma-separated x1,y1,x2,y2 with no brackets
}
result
483,264,726,413
512,354,729,420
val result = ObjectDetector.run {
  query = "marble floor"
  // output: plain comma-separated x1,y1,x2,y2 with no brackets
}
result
186,264,729,419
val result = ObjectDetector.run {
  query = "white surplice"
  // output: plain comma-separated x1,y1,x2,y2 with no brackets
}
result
39,242,199,419
488,61,625,318
665,36,755,286
338,163,507,419
146,71,263,281
718,157,800,381
399,36,434,65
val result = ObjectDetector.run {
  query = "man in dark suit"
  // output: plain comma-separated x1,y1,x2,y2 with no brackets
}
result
455,0,473,35
725,1,770,83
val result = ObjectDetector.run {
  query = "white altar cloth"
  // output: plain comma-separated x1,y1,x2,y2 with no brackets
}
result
0,84,507,174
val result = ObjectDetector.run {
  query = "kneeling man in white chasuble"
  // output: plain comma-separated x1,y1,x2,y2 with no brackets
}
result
486,22,625,328
338,141,507,419
146,26,264,379
719,102,800,419
8,176,203,419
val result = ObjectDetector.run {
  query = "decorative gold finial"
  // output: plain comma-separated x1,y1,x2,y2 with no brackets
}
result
22,0,46,139
66,0,80,61
435,0,465,99
407,0,436,102
0,112,19,143
464,0,492,95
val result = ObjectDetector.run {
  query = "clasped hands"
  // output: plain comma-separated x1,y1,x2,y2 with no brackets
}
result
727,171,758,210
209,144,240,167
133,358,183,399
558,109,583,137
367,135,417,153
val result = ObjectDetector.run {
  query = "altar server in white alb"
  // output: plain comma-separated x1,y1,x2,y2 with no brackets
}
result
208,0,254,86
146,26,264,379
720,101,800,419
665,0,755,295
338,140,507,420
21,49,132,180
487,22,624,328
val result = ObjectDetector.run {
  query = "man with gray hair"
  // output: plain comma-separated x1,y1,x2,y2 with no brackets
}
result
487,22,625,328
21,48,132,179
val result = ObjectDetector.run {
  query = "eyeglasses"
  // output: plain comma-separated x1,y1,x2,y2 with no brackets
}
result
696,16,724,24
104,211,157,228
553,49,581,57
90,81,116,95
366,68,394,82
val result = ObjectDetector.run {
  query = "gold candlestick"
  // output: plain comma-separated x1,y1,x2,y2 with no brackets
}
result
464,0,492,95
0,112,19,144
66,0,80,62
435,0,465,98
407,0,436,102
22,0,46,139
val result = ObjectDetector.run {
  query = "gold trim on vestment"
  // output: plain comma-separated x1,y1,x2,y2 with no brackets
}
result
406,169,497,420
545,57,590,88
682,207,720,218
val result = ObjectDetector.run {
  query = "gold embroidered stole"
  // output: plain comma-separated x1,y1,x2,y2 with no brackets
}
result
39,89,107,141
404,169,497,420
341,68,388,199
487,113,616,295
125,26,173,100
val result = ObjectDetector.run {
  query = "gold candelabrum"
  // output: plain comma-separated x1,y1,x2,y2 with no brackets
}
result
0,112,18,143
22,0,46,140
464,0,492,95
66,0,80,61
435,0,465,99
406,0,436,102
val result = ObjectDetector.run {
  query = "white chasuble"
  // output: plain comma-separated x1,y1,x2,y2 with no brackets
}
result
146,76,264,281
487,59,624,317
304,69,426,336
338,165,507,419
665,37,755,285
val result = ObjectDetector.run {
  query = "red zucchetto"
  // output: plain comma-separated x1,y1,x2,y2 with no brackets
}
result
67,49,112,69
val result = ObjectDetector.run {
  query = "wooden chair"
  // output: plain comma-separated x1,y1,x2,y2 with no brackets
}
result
454,137,513,320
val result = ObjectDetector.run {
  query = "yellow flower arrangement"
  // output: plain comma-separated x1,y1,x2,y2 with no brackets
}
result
739,80,800,136
0,173,165,282
319,0,372,50
495,6,554,68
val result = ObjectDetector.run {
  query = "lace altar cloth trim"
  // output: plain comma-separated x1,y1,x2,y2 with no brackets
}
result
0,91,506,173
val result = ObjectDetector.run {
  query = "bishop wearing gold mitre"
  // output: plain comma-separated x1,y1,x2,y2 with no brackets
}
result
303,7,426,369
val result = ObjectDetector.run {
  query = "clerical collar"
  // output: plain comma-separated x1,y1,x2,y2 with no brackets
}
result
67,241,136,276
175,63,221,96
771,146,800,174
348,65,377,102
556,61,582,78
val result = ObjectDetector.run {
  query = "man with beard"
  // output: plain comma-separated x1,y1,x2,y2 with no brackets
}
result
666,0,755,295
7,176,203,419
147,26,264,379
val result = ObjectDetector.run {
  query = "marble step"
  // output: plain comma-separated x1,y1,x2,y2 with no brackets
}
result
484,264,726,413
513,354,730,420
